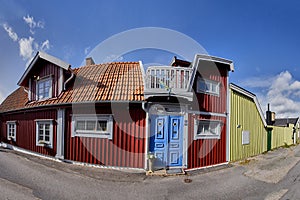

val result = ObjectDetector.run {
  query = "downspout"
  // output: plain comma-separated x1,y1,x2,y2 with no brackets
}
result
226,73,231,162
64,69,75,90
142,102,149,170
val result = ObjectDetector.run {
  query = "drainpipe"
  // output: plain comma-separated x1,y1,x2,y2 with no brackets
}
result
142,102,150,171
64,69,75,90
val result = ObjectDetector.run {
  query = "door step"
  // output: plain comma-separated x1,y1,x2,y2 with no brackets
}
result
166,168,185,175
147,168,185,176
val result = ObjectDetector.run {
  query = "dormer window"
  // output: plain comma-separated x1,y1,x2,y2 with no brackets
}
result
37,78,52,100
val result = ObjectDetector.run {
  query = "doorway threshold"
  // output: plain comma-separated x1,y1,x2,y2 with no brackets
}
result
146,168,185,176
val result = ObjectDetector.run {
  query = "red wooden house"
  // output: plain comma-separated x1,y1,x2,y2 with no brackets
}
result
0,51,233,172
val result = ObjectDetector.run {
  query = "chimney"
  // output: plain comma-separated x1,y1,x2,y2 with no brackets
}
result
266,103,275,125
85,57,95,65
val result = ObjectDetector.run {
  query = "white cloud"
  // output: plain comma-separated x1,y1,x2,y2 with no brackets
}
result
239,76,274,88
18,36,35,60
103,54,124,63
2,14,51,66
41,40,50,51
84,46,90,55
2,23,18,41
240,71,300,118
23,15,44,34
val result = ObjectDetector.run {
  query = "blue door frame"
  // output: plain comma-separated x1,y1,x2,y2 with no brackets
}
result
149,115,183,168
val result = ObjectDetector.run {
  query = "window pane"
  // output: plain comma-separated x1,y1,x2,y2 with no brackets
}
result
86,121,96,131
39,124,44,130
45,135,50,142
205,82,210,91
45,124,50,131
198,80,206,91
39,129,44,141
39,82,44,90
97,120,107,131
45,80,50,87
45,130,50,137
76,121,85,130
211,83,219,94
38,80,51,99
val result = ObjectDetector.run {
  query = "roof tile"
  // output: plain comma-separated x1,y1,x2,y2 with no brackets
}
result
0,62,144,113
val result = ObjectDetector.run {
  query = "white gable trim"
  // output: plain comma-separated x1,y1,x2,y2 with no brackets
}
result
189,54,234,92
18,51,70,86
230,83,267,127
192,54,234,72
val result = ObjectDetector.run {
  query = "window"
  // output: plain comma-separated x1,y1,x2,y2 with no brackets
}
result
72,115,113,139
37,78,52,100
36,120,53,148
7,121,16,141
194,119,221,139
197,78,220,96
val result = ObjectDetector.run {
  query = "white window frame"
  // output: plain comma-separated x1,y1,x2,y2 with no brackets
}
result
36,77,52,100
197,78,220,96
194,119,222,139
7,121,16,141
36,119,53,148
72,115,113,139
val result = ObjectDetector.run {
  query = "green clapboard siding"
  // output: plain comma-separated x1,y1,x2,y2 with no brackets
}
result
230,89,267,161
270,125,294,149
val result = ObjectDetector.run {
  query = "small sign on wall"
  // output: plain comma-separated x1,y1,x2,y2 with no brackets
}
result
242,130,250,145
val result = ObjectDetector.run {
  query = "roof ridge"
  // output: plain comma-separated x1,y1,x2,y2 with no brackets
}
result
72,61,140,70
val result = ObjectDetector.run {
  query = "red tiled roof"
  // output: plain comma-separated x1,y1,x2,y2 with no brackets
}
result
0,62,144,113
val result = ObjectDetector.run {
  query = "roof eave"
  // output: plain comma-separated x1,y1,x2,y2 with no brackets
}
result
193,54,234,72
17,51,71,86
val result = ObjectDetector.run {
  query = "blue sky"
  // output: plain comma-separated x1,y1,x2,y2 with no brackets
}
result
1,0,300,117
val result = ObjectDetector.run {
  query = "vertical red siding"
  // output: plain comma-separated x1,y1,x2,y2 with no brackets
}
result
186,61,228,169
1,109,57,156
192,63,228,114
187,114,227,169
64,104,146,169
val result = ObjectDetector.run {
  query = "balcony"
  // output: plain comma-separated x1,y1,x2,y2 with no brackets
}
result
144,66,194,101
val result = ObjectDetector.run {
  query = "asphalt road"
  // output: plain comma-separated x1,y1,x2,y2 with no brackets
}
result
0,146,300,200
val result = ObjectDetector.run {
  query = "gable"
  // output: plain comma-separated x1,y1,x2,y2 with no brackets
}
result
17,51,70,87
230,83,267,127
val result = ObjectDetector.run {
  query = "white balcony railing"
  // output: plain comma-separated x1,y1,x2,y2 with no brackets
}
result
144,66,194,101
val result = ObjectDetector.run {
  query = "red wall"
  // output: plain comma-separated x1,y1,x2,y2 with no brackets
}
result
187,61,228,169
0,109,57,156
64,103,146,169
187,114,227,169
192,61,228,114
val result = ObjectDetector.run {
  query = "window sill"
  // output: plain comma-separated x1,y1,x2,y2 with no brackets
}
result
37,141,52,148
72,132,112,139
194,135,221,140
7,137,16,141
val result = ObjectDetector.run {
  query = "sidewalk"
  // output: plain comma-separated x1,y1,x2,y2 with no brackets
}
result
234,144,300,183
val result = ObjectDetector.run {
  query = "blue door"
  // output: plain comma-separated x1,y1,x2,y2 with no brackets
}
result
150,115,183,168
